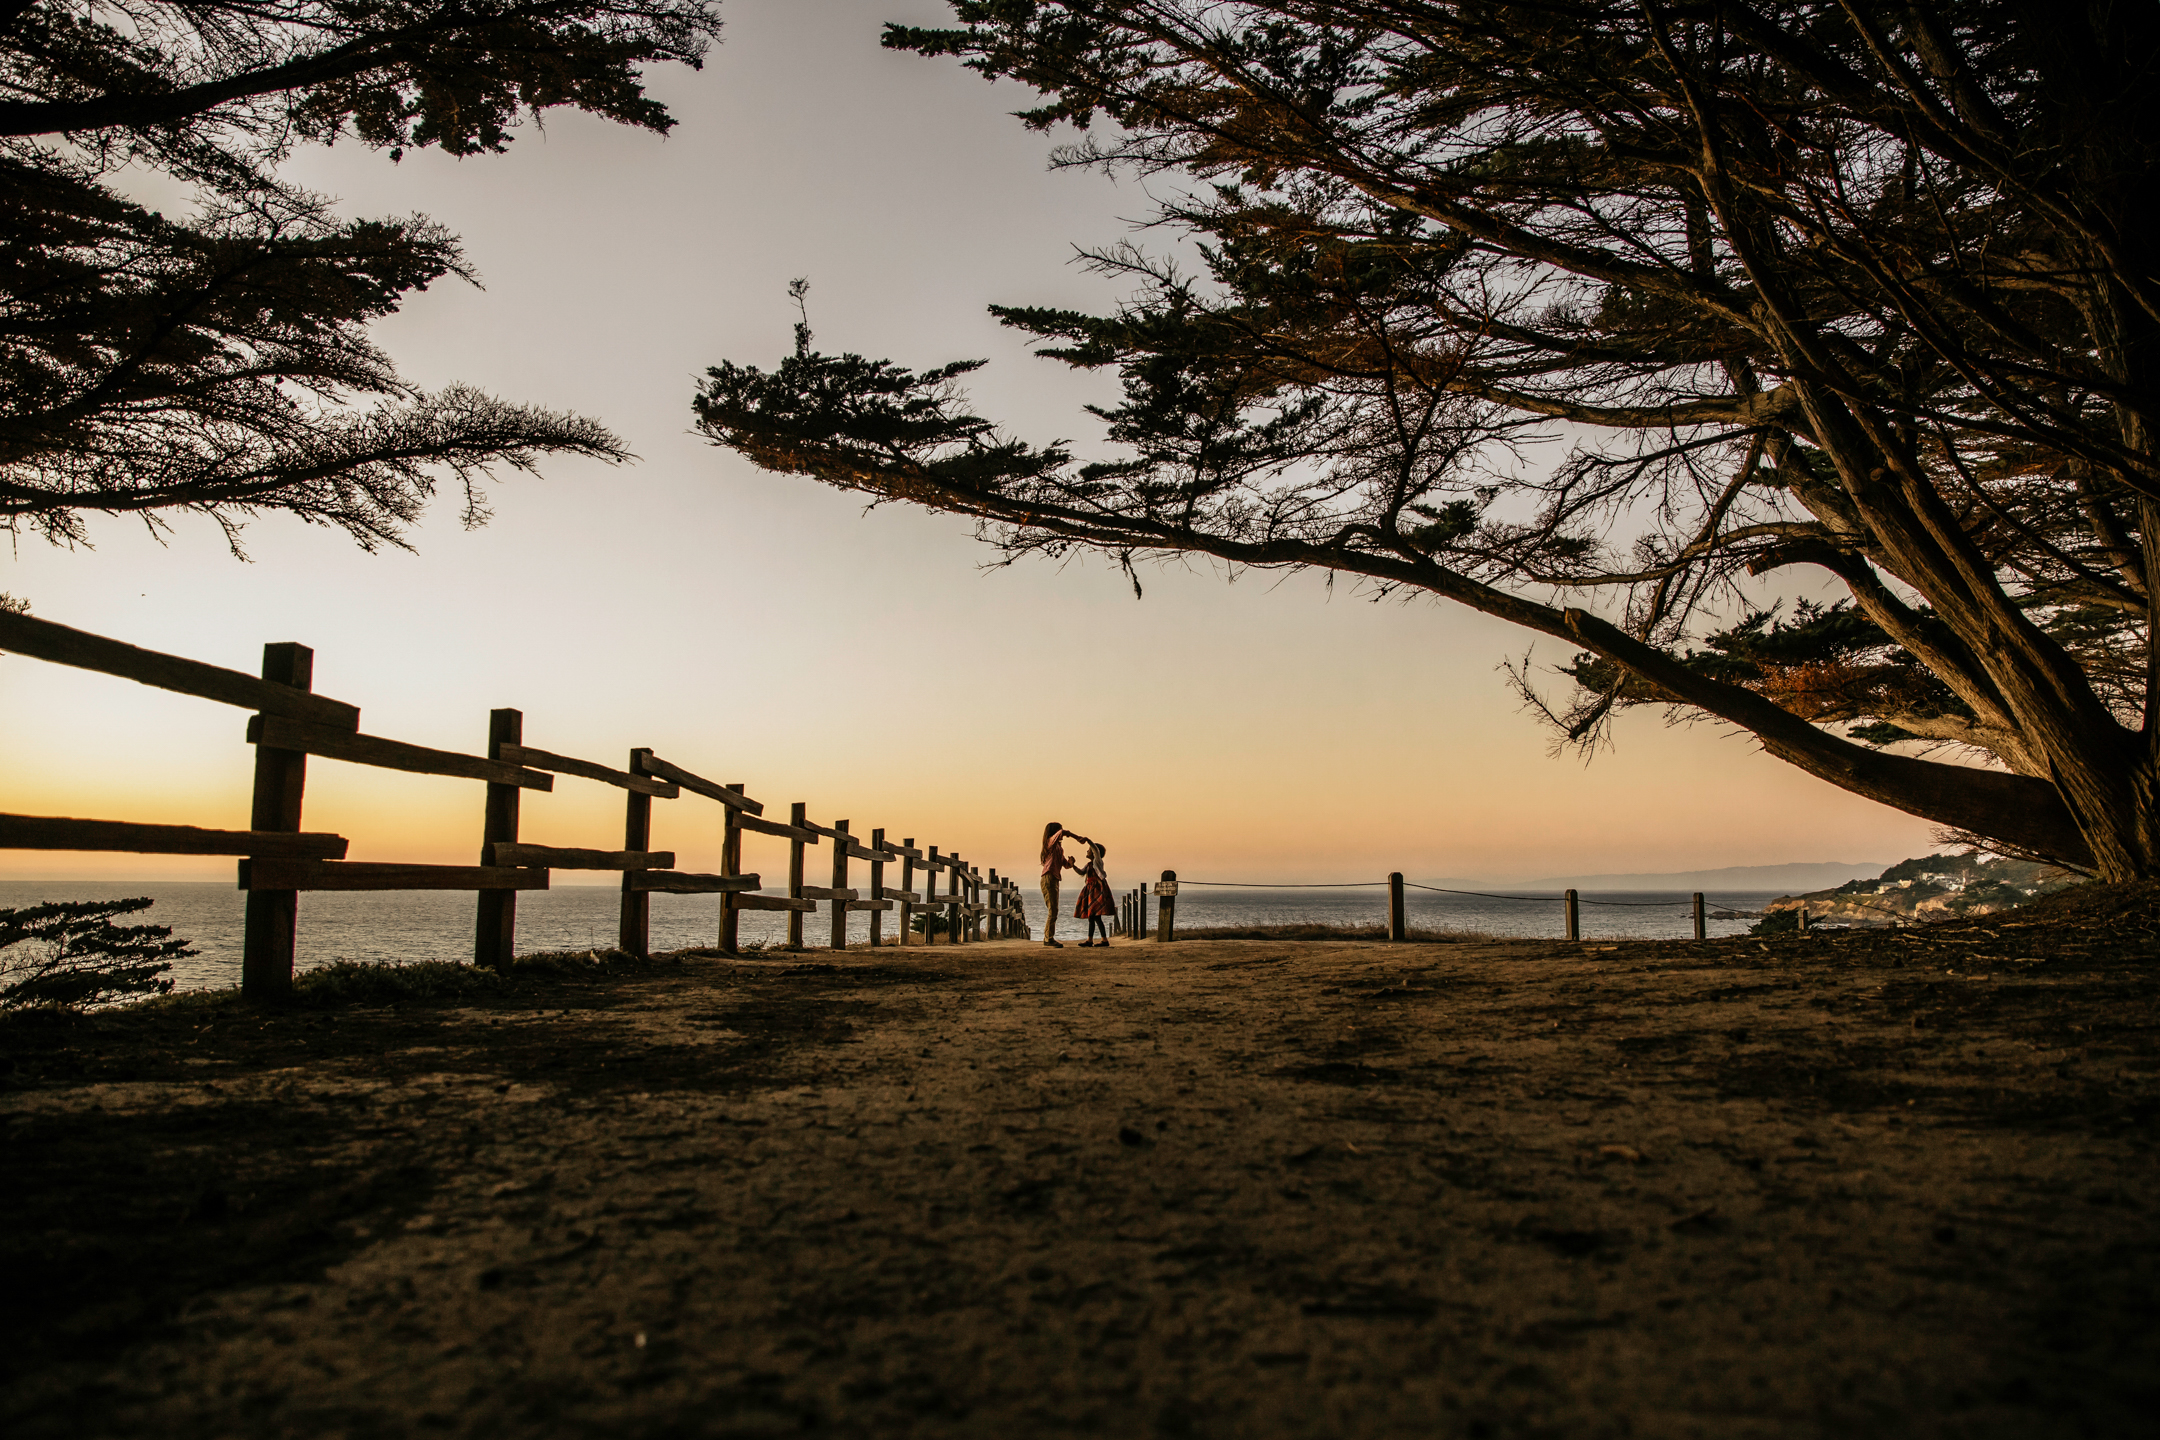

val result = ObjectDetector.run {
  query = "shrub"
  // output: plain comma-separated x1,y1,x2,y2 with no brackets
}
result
0,898,193,1010
288,948,664,1007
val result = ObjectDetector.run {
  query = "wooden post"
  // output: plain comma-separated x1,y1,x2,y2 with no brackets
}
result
1388,871,1406,942
1798,906,1809,935
830,819,851,950
926,846,941,943
898,839,916,948
474,708,522,969
948,852,965,945
1155,870,1177,942
870,829,888,947
619,748,654,957
787,802,808,950
1564,888,1580,942
718,783,745,953
988,868,1000,939
1693,892,1706,941
241,642,312,1000
1137,883,1147,941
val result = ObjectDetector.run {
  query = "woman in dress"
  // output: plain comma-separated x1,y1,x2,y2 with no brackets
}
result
1040,821,1077,948
1073,841,1115,946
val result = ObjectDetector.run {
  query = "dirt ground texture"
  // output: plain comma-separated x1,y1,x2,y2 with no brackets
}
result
5,895,2160,1439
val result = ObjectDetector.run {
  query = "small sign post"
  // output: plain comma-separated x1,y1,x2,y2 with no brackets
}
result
1154,870,1178,943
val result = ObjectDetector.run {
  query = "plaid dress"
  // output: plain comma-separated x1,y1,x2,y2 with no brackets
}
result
1074,858,1114,919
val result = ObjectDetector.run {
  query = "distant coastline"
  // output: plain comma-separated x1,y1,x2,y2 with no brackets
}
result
1488,860,1891,893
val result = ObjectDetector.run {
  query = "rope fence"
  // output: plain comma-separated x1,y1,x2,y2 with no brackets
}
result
1178,879,1720,908
1122,873,1794,942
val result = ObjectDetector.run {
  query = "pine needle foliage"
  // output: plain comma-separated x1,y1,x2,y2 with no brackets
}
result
698,2,2160,880
2,0,721,550
0,897,192,1009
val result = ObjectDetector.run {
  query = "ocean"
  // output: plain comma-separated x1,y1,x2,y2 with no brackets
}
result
0,879,1780,994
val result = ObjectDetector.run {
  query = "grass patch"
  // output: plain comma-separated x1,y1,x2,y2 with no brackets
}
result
1168,922,1504,942
89,948,687,1018
290,949,680,1006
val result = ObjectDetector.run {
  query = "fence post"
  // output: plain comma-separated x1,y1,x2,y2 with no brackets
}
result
988,868,1001,939
619,748,653,958
830,819,851,950
1388,872,1406,941
1693,892,1706,941
870,829,888,947
474,707,522,969
949,852,965,945
1155,870,1178,942
240,642,312,1000
1798,906,1809,935
718,783,745,953
1138,883,1147,941
1564,888,1580,942
898,839,916,947
926,846,941,943
787,802,808,950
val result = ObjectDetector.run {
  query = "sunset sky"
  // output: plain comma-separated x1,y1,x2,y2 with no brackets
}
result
0,0,1940,887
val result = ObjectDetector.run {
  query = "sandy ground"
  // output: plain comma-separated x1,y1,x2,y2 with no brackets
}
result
4,923,2159,1439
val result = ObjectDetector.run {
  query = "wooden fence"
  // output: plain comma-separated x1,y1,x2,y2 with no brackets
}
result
0,612,1029,998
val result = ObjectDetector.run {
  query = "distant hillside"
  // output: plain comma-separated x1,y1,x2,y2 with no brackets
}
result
1510,860,1891,893
1765,854,2085,927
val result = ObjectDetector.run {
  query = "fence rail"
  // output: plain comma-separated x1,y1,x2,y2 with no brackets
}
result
0,610,1029,998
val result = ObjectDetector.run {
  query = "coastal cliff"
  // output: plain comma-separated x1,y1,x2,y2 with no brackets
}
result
1765,853,2083,926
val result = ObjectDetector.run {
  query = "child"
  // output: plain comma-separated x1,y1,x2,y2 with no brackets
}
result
1073,840,1114,946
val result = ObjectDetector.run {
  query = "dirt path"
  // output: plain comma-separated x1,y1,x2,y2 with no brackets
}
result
5,929,2159,1438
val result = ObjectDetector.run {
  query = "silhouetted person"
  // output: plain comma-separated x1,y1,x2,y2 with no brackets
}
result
1040,821,1077,947
1074,841,1114,946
